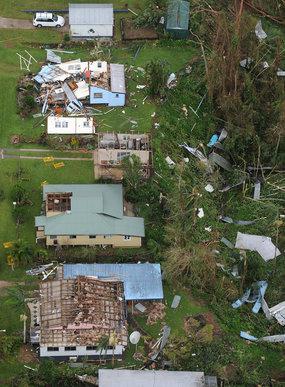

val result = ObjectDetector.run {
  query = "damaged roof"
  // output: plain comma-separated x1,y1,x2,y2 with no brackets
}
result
35,184,145,237
63,263,163,301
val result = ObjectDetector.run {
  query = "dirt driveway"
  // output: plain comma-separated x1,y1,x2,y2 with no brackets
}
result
0,16,68,31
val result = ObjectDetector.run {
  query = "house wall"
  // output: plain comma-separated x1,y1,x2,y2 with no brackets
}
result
45,234,142,248
40,344,124,359
70,24,113,38
90,86,125,107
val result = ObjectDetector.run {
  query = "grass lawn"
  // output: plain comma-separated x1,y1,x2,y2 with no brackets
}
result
0,0,147,19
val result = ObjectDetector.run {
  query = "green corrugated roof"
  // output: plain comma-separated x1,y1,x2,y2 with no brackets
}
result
35,184,145,237
166,0,190,30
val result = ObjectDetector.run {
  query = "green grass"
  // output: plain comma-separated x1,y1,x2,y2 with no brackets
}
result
0,0,146,19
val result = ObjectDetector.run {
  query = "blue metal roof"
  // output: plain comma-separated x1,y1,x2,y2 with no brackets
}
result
63,263,163,301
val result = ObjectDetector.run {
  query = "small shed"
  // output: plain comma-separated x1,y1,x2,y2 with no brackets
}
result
69,3,114,39
166,0,190,39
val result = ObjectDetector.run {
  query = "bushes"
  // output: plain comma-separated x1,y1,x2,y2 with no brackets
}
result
145,59,169,98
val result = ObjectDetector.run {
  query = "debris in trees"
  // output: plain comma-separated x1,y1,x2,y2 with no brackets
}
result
165,156,175,168
147,302,166,325
235,232,281,261
240,57,253,68
255,20,267,41
205,184,214,192
277,68,285,76
253,180,261,200
171,295,181,309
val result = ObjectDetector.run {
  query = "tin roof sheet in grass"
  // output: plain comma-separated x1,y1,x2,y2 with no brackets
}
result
166,0,190,31
63,263,163,301
69,3,113,26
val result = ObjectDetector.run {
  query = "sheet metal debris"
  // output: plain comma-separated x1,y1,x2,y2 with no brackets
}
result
135,303,146,313
209,152,232,171
232,281,268,313
253,180,261,200
240,58,253,68
197,208,204,218
221,237,234,249
240,331,285,343
219,216,256,226
166,73,177,89
219,178,246,193
277,69,285,77
208,128,227,147
179,143,209,166
205,184,214,193
267,301,285,326
165,156,175,168
46,49,61,64
255,20,267,41
171,295,181,309
235,232,281,261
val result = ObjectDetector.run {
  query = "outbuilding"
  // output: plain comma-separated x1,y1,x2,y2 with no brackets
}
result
166,0,190,39
69,3,114,39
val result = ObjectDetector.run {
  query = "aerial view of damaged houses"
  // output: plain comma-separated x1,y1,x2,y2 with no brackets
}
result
0,1,284,386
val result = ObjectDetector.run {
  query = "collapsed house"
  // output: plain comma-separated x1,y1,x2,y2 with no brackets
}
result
94,133,152,181
38,275,128,360
98,369,218,387
34,59,126,120
60,263,164,308
35,184,145,247
69,3,114,39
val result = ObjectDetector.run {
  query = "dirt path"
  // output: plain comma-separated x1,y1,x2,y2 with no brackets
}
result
0,16,69,31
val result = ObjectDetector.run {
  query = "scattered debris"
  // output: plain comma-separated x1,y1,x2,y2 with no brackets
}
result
17,50,37,71
147,302,166,325
255,20,267,41
253,180,261,200
26,263,54,276
277,68,285,77
136,85,146,89
221,237,234,249
219,178,246,192
166,73,177,89
219,216,256,226
179,143,209,167
232,281,268,313
240,57,253,68
207,128,228,148
240,331,285,343
205,184,214,192
205,226,212,232
165,156,175,168
263,300,285,326
209,152,232,171
197,208,204,218
235,232,281,261
46,49,61,64
171,295,181,309
135,303,146,313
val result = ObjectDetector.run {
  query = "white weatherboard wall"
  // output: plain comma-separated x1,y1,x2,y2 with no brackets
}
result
40,344,124,358
70,25,113,38
47,117,95,135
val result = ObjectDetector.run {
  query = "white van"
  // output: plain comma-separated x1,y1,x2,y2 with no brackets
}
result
33,13,65,28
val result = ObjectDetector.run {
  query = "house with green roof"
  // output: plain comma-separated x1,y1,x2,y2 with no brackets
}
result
35,184,145,248
166,0,190,39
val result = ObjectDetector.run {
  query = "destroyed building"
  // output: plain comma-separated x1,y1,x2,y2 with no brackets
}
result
38,275,128,360
35,184,145,247
94,133,152,181
34,59,126,119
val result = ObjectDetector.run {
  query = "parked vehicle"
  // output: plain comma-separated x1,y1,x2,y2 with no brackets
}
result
33,12,65,28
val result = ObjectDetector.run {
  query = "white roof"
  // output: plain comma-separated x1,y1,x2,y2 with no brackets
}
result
69,4,113,25
99,370,206,387
47,116,95,135
110,64,126,94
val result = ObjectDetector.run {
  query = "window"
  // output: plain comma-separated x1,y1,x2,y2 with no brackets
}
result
89,235,96,239
47,347,59,352
94,93,103,99
70,235,77,239
62,121,68,128
49,235,57,239
65,346,76,351
98,62,102,68
115,94,119,98
104,235,112,239
55,122,61,128
86,346,98,351
107,345,114,350
124,235,132,240
83,121,90,127
38,226,44,231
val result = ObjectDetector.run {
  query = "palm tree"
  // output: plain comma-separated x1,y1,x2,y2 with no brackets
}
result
97,335,109,363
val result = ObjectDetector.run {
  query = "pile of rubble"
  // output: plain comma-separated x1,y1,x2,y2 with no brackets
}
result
147,302,166,325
